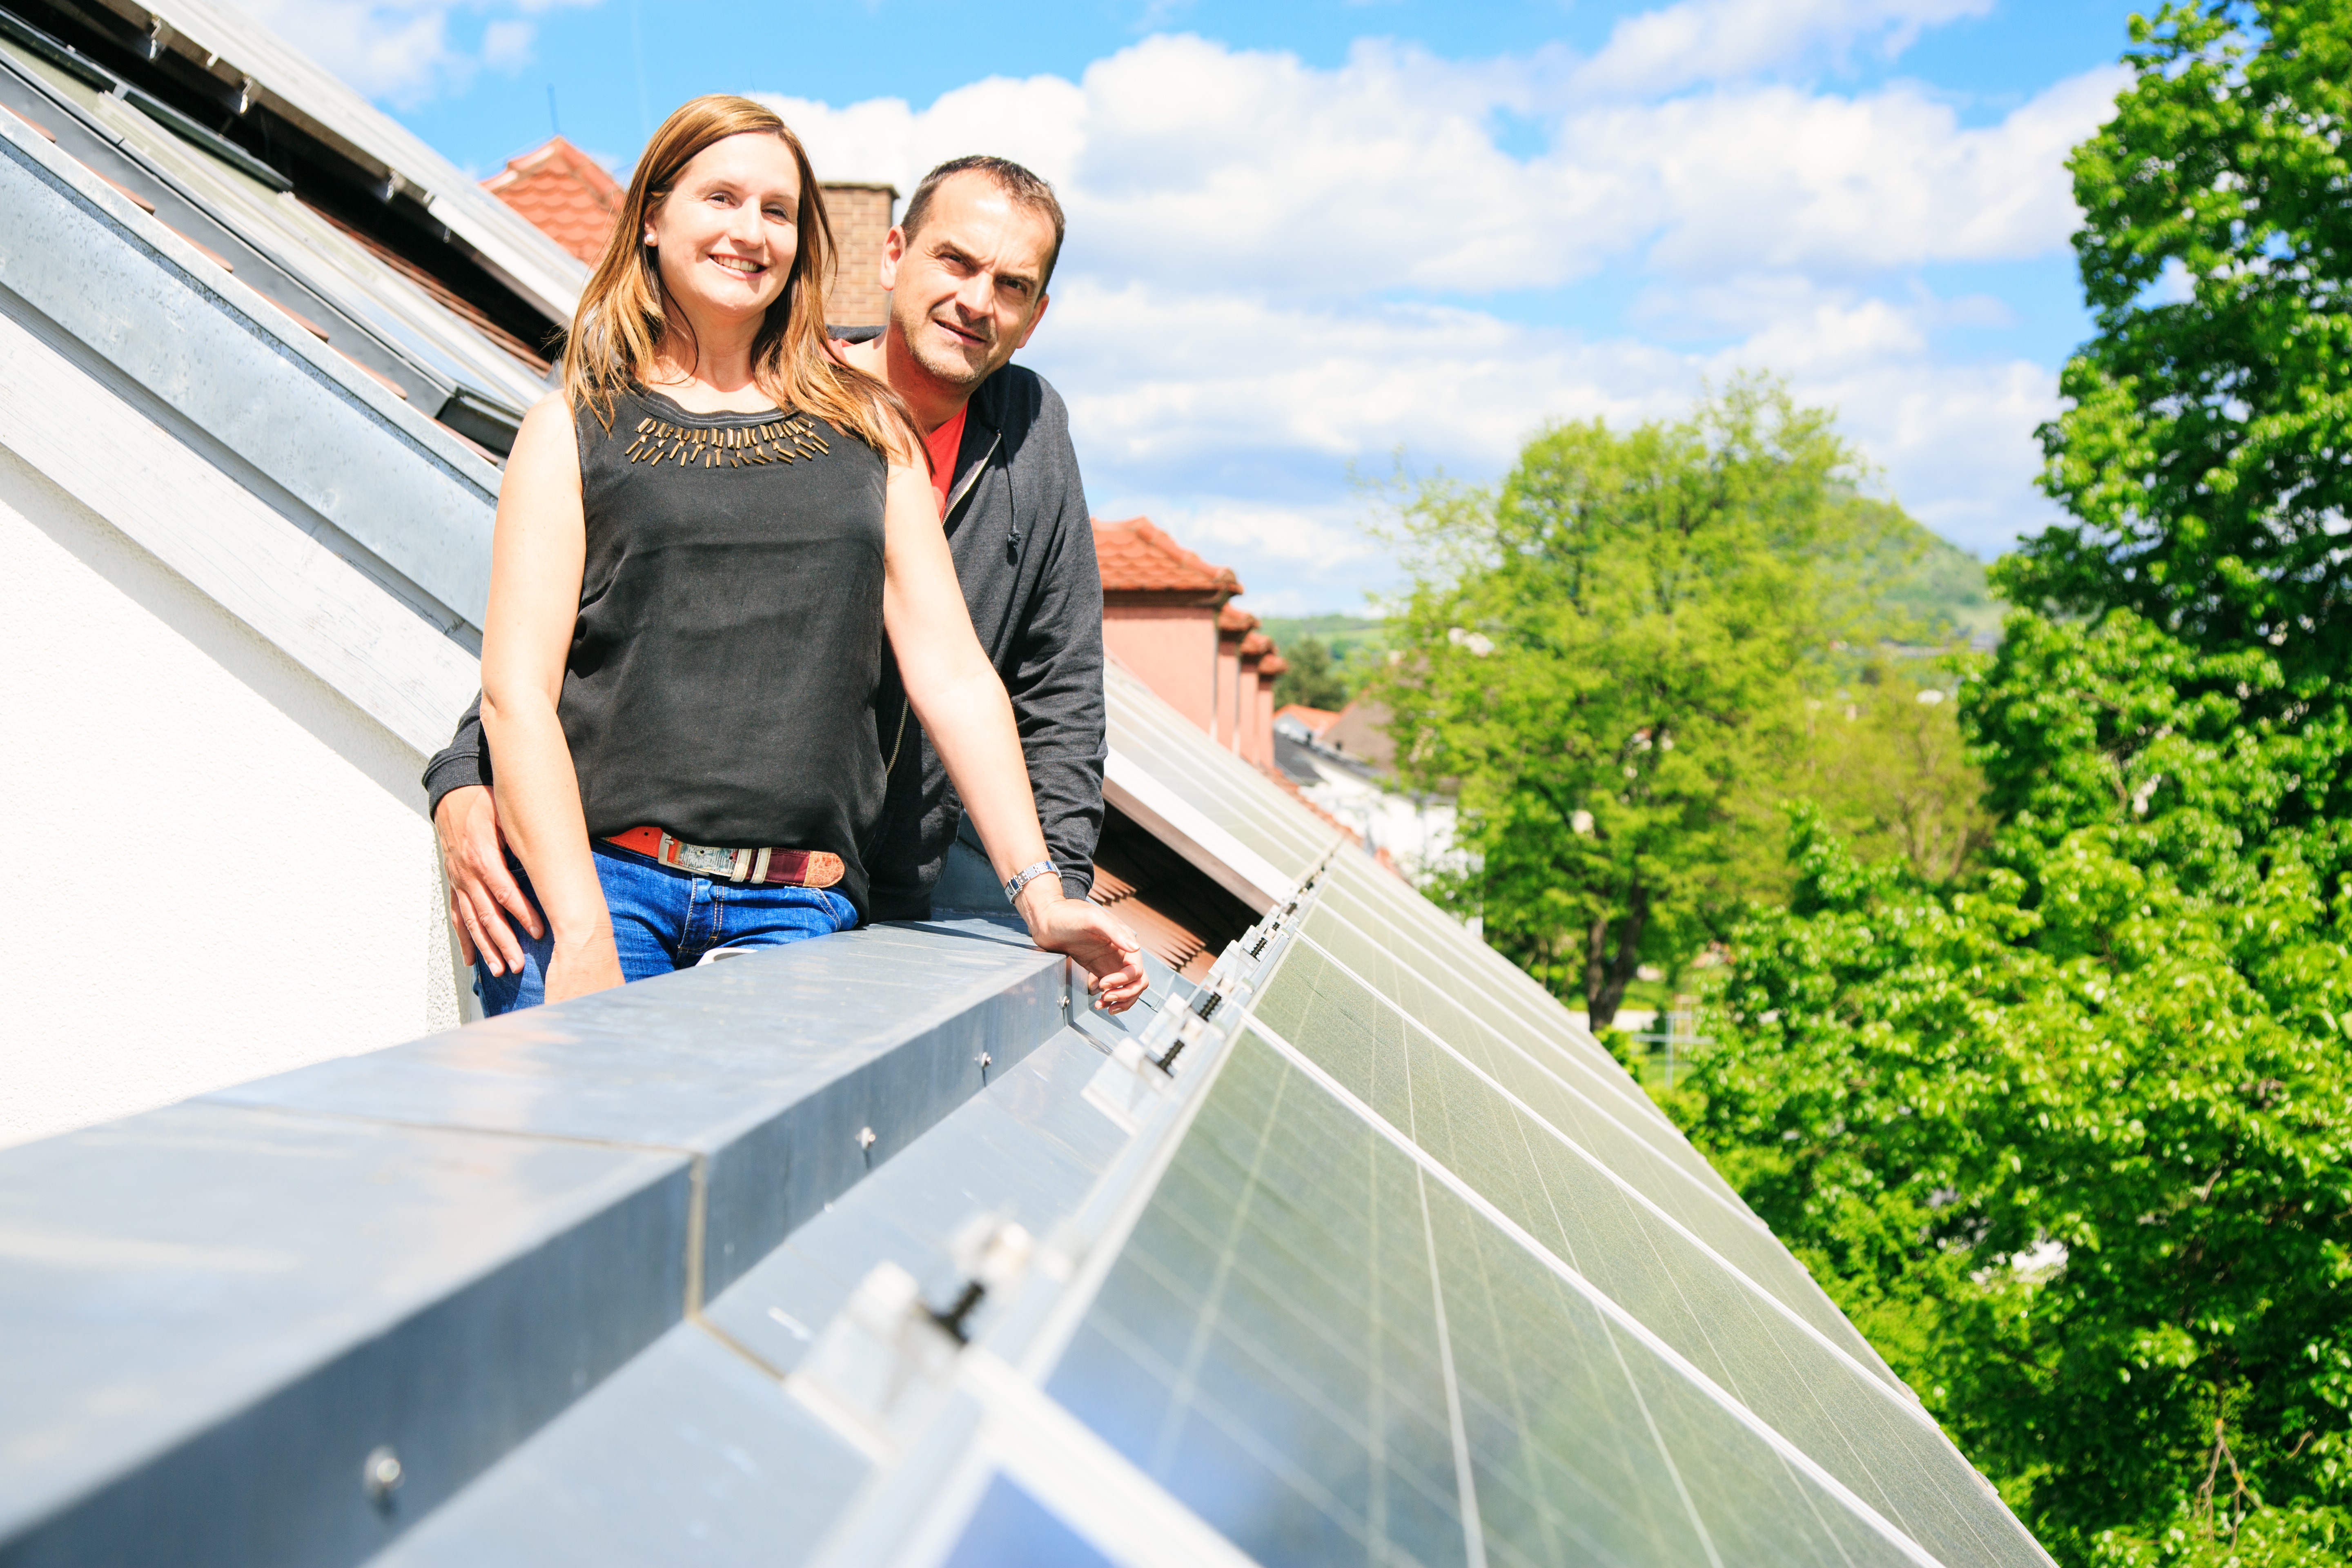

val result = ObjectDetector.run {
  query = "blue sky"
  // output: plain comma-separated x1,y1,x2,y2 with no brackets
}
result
234,0,2145,614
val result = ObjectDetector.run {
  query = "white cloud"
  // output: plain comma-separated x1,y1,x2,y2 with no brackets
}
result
479,18,532,71
1036,277,2058,570
765,39,2117,300
762,74,1088,193
1573,0,1996,97
755,28,2105,599
1593,68,2125,276
220,0,580,104
1032,281,1687,472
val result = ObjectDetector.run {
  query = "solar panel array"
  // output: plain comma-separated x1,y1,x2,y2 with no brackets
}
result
816,668,2050,1567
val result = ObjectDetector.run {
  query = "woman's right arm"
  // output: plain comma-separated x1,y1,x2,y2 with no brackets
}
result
477,396,622,1002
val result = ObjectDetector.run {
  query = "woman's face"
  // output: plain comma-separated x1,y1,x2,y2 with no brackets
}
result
644,132,801,328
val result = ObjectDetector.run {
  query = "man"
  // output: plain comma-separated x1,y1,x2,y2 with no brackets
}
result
427,155,1120,985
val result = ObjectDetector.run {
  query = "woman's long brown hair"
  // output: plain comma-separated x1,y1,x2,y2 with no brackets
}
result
562,95,912,454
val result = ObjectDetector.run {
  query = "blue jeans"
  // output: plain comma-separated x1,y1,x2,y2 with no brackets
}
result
476,841,859,1016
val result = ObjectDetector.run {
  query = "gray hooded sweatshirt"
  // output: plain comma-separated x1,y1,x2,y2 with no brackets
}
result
421,357,1107,921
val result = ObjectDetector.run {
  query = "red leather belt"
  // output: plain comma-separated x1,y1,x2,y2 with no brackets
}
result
602,826,844,888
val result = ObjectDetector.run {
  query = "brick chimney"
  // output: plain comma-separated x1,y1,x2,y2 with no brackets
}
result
821,183,897,328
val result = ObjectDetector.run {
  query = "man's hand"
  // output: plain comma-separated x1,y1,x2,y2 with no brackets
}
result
1018,889,1148,1013
434,784,544,976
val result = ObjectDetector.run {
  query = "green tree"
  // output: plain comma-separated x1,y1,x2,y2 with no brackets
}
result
1791,660,1992,883
1376,379,1912,1025
1678,612,2352,1568
1272,635,1352,712
1661,9,2352,1564
2020,0,2352,724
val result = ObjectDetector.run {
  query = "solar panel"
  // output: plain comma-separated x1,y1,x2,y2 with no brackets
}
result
1241,950,2036,1566
808,849,2048,1568
1045,1029,1940,1568
939,1477,1118,1568
1104,664,1341,878
1296,897,1735,1200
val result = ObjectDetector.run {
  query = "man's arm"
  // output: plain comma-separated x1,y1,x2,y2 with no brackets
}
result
420,694,543,974
1003,405,1107,900
424,695,489,814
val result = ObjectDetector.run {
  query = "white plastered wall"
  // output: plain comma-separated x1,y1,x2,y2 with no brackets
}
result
0,430,465,1150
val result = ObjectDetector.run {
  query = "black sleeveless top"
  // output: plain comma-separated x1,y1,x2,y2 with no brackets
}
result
559,385,890,916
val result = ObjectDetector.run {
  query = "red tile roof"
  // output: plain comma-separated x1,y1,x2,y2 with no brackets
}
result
483,136,622,265
1217,604,1257,635
1239,632,1272,659
1275,703,1342,733
1092,516,1242,597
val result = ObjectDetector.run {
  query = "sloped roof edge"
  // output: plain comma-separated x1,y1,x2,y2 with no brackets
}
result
1092,514,1241,598
85,0,589,321
2,117,498,663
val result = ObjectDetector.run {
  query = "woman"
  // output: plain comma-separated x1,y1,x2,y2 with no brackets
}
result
475,95,1145,1014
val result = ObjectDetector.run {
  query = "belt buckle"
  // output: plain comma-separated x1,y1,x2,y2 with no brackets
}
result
668,839,736,877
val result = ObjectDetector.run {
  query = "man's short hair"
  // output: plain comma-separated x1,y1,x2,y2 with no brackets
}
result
900,156,1066,291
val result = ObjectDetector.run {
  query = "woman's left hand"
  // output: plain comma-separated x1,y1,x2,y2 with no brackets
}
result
1018,890,1149,1013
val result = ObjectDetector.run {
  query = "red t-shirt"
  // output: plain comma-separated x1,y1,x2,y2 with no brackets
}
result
823,336,968,517
924,404,968,519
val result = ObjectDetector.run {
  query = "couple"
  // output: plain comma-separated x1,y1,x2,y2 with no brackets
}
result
427,94,1146,1016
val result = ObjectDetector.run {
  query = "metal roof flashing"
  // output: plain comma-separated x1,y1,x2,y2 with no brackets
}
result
0,112,501,637
78,0,590,323
0,922,1092,1567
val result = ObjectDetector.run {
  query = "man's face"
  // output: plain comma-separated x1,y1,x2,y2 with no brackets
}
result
881,173,1056,389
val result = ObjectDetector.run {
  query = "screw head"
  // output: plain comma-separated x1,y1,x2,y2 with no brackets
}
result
362,1446,403,1503
856,1126,877,1150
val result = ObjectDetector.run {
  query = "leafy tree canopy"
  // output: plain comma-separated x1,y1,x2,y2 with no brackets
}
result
1679,610,2352,1568
2019,0,2352,715
1374,378,1934,1024
1272,635,1353,712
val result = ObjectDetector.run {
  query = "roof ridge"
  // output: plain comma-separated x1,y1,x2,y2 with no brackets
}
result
1092,514,1244,597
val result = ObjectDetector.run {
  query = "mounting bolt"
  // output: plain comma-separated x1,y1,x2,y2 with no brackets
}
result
978,1052,993,1070
856,1127,876,1150
362,1446,403,1506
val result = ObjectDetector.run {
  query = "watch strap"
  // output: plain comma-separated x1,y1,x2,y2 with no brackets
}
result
1003,859,1058,904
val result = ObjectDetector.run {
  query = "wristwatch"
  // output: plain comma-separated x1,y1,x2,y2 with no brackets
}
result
1003,860,1059,904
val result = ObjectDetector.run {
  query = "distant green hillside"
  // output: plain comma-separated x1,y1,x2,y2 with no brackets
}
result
1886,531,2002,646
1256,615,1389,710
1257,522,2000,686
1257,614,1389,664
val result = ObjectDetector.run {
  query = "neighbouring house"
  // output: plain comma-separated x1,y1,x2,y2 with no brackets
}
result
481,135,898,327
1091,513,1240,740
1276,693,1461,877
1090,514,1451,875
1272,702,1342,741
1319,695,1397,768
479,136,619,265
1216,602,1256,754
1091,513,1454,862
